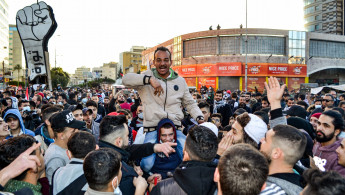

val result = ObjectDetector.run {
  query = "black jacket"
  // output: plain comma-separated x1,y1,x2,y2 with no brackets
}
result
210,103,233,127
97,104,106,117
98,140,155,195
151,161,217,195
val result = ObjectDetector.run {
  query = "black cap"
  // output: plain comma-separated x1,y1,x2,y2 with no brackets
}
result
234,108,246,116
286,105,307,119
68,104,83,112
51,110,86,130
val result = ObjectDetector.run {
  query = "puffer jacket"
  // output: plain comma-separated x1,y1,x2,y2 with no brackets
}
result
122,69,203,127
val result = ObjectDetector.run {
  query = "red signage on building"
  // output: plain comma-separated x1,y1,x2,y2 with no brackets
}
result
184,77,197,87
196,64,218,77
244,64,268,76
198,77,217,89
268,65,289,76
217,62,242,76
288,77,305,91
242,77,266,92
288,64,307,77
180,65,197,77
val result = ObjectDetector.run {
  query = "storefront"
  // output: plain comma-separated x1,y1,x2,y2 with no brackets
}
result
173,62,307,92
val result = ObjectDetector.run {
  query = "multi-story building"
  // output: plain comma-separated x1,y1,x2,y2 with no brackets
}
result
304,0,345,35
9,24,24,82
119,46,147,74
92,62,117,80
0,0,8,85
142,28,345,92
70,66,93,86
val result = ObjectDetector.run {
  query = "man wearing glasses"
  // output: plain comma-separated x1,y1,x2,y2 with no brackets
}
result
322,94,334,109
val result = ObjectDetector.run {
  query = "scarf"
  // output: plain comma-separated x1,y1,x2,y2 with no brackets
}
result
213,100,226,114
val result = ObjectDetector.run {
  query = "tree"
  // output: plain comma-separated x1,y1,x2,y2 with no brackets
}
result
51,67,70,88
13,64,22,86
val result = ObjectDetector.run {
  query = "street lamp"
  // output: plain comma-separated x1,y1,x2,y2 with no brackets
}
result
245,0,248,92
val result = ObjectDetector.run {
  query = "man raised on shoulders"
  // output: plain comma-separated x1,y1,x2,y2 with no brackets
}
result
122,46,204,132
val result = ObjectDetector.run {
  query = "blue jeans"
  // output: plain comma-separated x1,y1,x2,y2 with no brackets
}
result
140,130,185,172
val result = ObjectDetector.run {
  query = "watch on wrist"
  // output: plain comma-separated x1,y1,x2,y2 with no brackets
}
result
196,116,204,121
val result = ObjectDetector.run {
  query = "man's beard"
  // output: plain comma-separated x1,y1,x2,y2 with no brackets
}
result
315,130,335,143
239,102,246,108
118,100,125,104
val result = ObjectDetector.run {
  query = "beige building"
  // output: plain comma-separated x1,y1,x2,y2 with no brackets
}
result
92,62,117,80
119,46,147,74
70,66,92,86
9,24,24,82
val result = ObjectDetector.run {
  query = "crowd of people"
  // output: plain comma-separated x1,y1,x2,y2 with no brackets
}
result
0,46,345,195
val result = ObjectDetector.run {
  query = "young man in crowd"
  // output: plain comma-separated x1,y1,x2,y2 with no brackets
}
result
44,110,86,184
98,115,176,195
214,144,269,195
69,104,83,121
34,105,62,152
141,118,183,179
3,109,35,139
91,94,106,118
57,93,70,110
82,107,100,142
86,100,102,123
260,124,307,194
151,125,218,195
0,135,46,194
313,110,345,176
83,148,147,195
233,95,252,113
301,168,345,195
52,131,97,195
198,102,212,122
211,113,222,130
211,90,232,127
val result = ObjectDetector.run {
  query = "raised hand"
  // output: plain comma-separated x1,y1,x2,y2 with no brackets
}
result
264,76,286,110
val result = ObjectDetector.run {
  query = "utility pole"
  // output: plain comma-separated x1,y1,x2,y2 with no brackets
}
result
245,0,248,92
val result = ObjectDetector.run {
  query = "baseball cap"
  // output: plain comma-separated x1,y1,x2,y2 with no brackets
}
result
51,110,86,130
82,108,93,115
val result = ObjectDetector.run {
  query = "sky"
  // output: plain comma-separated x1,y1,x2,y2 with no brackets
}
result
8,0,305,74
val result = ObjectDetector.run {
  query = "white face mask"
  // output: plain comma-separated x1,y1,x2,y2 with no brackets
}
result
138,112,144,119
112,176,122,195
315,105,322,109
23,106,31,112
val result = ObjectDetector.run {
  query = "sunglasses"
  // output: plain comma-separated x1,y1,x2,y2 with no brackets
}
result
322,99,332,102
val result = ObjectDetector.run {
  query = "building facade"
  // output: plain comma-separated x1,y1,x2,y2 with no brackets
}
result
70,66,92,86
304,0,345,35
0,0,8,85
142,28,345,92
119,46,147,74
92,62,117,80
9,24,24,82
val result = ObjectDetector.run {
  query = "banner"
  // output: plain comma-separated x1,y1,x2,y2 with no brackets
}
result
243,63,268,76
196,64,218,77
288,77,305,91
242,77,266,92
184,77,196,87
268,65,289,76
217,62,242,76
288,64,307,77
198,77,217,89
180,65,197,77
16,1,57,82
